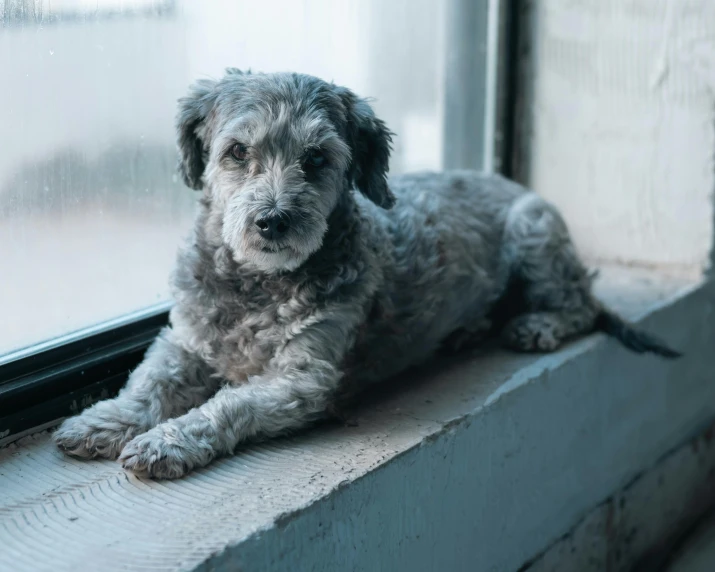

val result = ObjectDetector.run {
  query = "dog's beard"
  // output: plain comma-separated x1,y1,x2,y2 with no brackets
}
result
240,244,307,273
222,210,328,273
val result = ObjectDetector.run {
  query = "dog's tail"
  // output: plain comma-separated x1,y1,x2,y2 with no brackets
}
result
594,310,681,358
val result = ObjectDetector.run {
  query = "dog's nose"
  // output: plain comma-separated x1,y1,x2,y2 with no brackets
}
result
255,213,291,240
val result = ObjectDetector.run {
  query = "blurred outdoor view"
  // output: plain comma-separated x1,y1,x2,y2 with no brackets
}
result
0,0,446,356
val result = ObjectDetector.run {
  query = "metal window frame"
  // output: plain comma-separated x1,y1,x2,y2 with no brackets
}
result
442,0,519,175
0,0,522,444
0,304,169,442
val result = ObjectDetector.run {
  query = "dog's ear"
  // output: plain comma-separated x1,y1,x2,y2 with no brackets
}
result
176,78,219,190
335,88,395,209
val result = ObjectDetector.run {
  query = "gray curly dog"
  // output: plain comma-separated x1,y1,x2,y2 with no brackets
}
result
54,70,680,478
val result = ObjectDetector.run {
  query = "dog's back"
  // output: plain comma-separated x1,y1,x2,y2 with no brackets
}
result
345,171,527,383
345,168,679,388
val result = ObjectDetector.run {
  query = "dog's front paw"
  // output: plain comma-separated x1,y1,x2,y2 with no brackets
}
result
54,406,143,460
119,424,214,479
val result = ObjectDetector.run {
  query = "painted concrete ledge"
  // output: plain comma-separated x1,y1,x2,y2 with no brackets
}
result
665,509,715,572
0,266,711,572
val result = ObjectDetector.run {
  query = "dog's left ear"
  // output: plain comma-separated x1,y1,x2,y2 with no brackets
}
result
176,78,219,190
335,88,395,209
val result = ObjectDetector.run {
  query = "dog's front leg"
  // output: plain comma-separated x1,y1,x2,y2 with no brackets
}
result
119,312,357,479
118,362,340,479
54,329,220,460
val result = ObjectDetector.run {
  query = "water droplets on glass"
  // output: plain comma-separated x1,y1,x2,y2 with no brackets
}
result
0,0,446,356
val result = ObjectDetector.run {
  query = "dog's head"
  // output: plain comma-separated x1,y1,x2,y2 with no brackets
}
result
176,70,394,273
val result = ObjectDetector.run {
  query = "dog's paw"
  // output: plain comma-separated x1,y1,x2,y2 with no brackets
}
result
119,424,214,479
54,408,143,460
502,313,564,352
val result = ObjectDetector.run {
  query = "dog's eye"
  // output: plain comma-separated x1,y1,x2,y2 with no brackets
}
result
230,143,248,162
304,150,326,169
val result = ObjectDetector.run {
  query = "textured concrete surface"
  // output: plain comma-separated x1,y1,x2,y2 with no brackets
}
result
519,0,715,271
666,513,715,572
0,266,708,572
524,420,715,572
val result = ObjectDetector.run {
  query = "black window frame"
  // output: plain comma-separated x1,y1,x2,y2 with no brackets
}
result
0,305,169,439
0,0,523,443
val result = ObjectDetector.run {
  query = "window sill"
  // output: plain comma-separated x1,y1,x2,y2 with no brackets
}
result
0,265,710,572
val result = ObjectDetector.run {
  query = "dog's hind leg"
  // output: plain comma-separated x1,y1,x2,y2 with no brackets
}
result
498,193,680,357
499,193,600,352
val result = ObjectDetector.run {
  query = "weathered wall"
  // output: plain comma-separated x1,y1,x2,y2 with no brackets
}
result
518,0,715,273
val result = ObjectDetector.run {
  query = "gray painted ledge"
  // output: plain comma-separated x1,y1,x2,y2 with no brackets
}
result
0,265,711,572
666,512,715,572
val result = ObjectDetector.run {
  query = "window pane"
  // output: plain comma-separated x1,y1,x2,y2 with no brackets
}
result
0,0,446,357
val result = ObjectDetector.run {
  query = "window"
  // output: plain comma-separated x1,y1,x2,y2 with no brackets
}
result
0,0,510,438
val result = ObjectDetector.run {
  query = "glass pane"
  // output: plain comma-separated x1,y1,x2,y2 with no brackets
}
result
0,0,446,357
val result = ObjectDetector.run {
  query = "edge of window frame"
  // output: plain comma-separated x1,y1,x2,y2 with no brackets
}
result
0,304,170,443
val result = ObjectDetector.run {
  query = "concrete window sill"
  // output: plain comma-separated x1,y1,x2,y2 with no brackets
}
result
0,265,711,572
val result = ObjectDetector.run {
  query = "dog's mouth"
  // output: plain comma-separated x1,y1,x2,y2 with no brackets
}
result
260,245,288,253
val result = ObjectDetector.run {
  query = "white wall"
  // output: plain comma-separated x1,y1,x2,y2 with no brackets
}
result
524,0,715,273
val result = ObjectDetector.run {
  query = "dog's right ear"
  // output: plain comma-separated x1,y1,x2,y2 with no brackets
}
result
176,79,219,190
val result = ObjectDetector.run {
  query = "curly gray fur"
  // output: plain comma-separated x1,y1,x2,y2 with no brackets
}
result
54,70,680,478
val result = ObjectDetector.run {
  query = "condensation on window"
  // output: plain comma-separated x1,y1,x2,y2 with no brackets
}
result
0,0,445,356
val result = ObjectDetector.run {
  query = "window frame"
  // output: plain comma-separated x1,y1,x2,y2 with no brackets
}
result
0,0,520,443
0,304,169,440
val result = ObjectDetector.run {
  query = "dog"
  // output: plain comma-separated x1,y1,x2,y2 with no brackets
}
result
54,70,680,478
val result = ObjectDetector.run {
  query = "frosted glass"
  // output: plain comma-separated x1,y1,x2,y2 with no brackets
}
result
0,0,448,355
